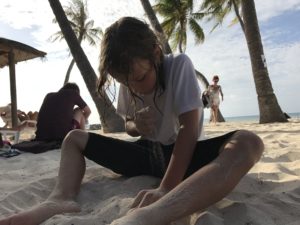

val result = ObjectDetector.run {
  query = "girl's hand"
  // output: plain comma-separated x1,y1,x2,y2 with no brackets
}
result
131,187,167,209
134,106,156,136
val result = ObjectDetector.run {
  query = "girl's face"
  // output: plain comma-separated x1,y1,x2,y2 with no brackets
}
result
119,58,157,95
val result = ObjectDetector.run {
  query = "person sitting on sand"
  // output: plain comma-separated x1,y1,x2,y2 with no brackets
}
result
0,17,264,225
33,82,91,142
27,111,39,121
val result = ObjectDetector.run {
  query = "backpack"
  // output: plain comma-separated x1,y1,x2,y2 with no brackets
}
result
202,91,210,108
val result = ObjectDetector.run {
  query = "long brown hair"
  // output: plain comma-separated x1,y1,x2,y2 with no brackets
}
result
97,17,165,109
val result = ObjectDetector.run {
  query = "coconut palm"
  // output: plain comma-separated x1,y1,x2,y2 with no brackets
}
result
48,0,125,132
201,0,244,33
139,0,172,54
140,0,225,122
49,0,103,85
153,0,205,53
201,0,287,123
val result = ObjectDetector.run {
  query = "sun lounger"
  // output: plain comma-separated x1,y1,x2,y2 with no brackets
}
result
0,120,37,144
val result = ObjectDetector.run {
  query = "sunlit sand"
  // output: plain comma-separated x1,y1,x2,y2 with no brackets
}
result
1,119,300,225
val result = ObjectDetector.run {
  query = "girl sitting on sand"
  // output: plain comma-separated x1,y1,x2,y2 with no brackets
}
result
0,17,264,225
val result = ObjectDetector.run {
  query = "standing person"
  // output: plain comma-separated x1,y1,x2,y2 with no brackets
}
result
207,75,224,124
34,82,91,142
0,17,263,225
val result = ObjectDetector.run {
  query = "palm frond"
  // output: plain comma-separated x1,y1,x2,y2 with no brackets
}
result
228,17,239,27
154,0,205,52
200,0,242,32
189,19,205,44
48,31,64,42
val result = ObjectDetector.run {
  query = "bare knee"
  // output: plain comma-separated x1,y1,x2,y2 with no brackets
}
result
62,130,89,153
230,130,264,165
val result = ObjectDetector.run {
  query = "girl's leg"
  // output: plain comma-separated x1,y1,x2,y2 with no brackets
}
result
214,106,218,124
0,131,155,225
111,130,264,225
0,130,89,225
211,106,217,124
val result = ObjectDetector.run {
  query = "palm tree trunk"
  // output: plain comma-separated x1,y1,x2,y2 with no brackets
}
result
232,0,244,32
139,0,172,54
48,0,125,132
139,0,224,122
63,58,75,85
241,0,287,123
139,0,209,85
63,34,84,85
140,0,210,87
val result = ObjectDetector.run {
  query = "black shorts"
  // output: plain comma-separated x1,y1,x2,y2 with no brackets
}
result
83,131,237,178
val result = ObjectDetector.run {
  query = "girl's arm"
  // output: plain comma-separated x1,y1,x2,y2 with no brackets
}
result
159,108,200,191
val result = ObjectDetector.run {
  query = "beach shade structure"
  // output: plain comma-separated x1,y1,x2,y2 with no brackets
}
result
0,37,46,128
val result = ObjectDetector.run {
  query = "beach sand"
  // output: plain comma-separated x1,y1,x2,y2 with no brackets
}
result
0,119,300,225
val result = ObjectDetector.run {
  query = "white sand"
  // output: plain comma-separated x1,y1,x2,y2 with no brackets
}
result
1,119,300,225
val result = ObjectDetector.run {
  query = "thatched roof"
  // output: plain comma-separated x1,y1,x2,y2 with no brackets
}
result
0,37,46,128
0,37,46,68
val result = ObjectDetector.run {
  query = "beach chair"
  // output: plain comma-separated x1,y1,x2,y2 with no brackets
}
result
1,105,37,144
0,128,20,144
0,120,37,144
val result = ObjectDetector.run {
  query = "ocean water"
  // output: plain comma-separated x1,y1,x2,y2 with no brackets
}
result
204,112,300,123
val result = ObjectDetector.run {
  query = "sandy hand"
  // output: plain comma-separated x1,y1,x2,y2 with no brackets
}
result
134,106,156,136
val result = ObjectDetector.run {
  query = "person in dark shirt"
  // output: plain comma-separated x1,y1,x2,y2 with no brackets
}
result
35,83,91,141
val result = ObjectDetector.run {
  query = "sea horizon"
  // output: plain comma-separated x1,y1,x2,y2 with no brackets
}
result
204,111,300,124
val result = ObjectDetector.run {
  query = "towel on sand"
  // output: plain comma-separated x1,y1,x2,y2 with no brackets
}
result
12,139,62,154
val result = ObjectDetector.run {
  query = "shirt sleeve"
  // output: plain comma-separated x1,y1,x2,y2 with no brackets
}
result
172,54,203,116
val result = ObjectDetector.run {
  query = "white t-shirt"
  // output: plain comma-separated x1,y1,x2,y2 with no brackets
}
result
117,53,204,145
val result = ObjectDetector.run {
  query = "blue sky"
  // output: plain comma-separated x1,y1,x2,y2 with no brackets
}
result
0,0,300,125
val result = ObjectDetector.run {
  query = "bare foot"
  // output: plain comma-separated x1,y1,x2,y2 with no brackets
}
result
0,199,80,225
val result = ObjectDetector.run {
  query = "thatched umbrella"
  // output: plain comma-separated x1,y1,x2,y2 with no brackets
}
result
0,37,46,128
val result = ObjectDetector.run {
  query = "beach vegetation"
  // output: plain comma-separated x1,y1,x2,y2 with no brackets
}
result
141,0,225,122
48,0,125,132
49,0,103,86
200,0,288,123
152,0,205,53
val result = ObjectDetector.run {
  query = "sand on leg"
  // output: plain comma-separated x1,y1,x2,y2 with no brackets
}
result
0,130,89,225
110,130,264,225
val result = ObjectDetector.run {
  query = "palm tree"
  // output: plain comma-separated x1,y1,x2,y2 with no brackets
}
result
153,0,205,53
49,0,103,85
141,0,225,122
201,0,287,123
48,0,125,132
139,0,172,54
140,0,210,87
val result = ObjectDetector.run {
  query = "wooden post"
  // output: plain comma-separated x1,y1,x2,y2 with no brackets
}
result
8,50,18,128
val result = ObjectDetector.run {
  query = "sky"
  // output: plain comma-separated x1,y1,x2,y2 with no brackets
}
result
0,0,300,125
